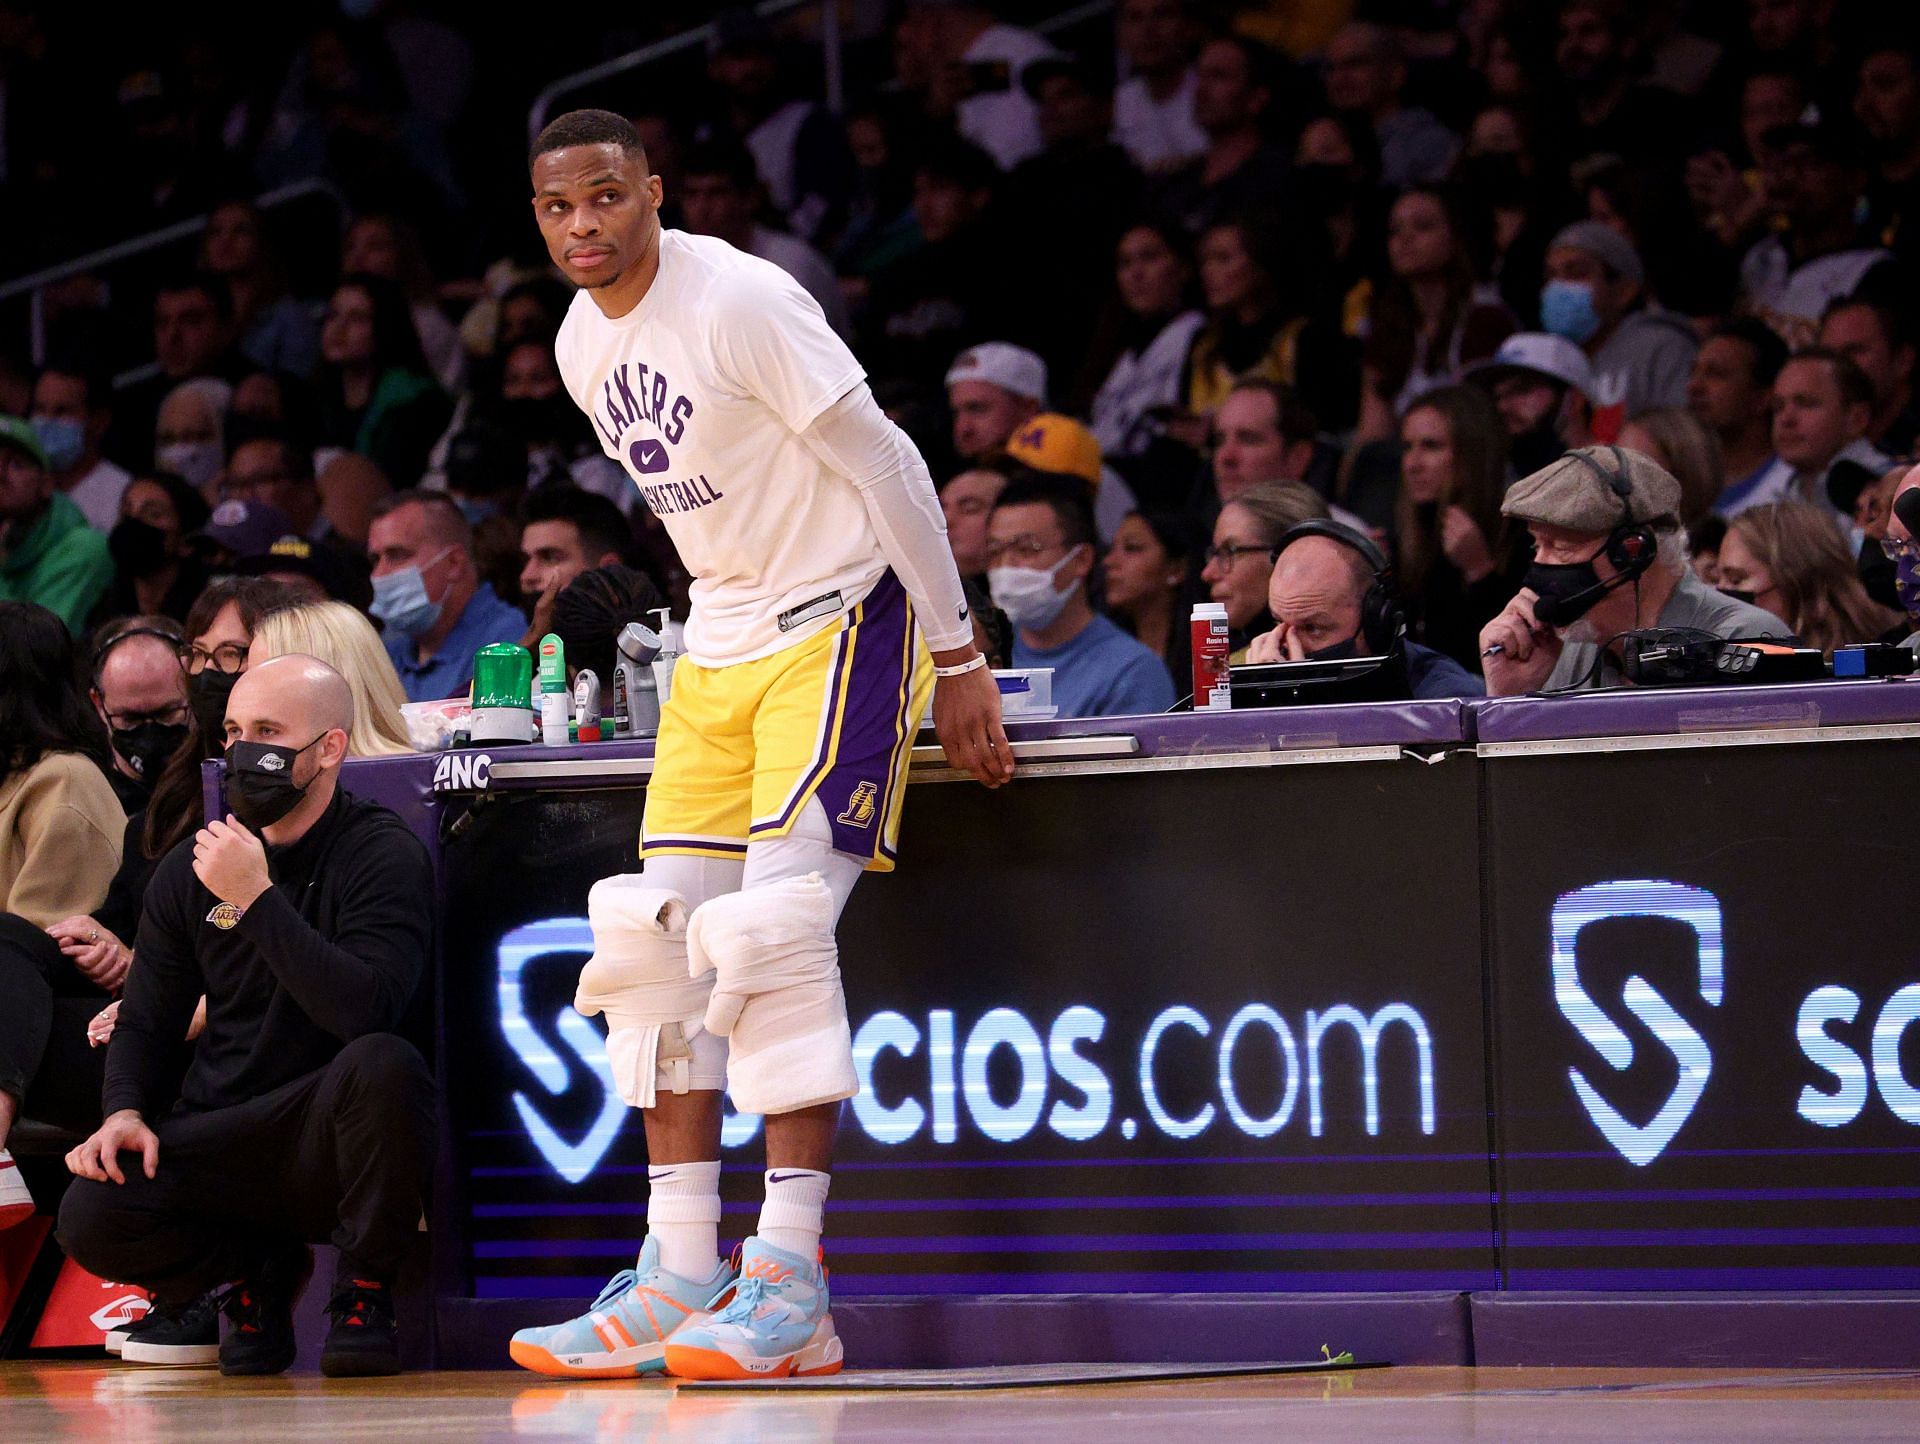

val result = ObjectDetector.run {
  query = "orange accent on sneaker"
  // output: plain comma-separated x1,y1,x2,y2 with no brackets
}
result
742,1258,794,1284
509,1338,646,1380
663,1343,794,1381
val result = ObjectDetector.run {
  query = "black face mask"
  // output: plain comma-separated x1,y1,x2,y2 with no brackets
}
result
108,518,173,579
190,668,240,742
113,720,189,781
1719,587,1758,607
1305,635,1361,662
1524,555,1611,627
224,734,327,830
1858,537,1901,611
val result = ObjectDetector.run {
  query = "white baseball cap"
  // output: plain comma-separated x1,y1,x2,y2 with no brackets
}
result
1469,332,1595,399
945,342,1047,405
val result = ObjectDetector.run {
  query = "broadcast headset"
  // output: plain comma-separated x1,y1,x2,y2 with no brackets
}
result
1529,444,1658,627
1270,519,1406,652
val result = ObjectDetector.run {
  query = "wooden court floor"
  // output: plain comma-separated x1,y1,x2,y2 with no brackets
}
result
4,1363,1918,1441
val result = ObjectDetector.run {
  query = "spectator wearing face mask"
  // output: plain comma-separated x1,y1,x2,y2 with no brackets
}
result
108,275,243,474
94,472,211,628
152,378,233,499
1479,446,1791,696
1540,222,1697,440
0,418,113,632
29,364,130,531
1246,523,1483,700
1717,500,1907,656
88,619,192,815
986,473,1174,718
367,490,526,702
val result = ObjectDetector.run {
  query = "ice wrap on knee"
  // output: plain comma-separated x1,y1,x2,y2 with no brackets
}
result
573,877,728,1108
685,874,857,1116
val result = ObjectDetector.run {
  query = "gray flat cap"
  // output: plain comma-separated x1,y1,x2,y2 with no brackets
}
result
1502,445,1682,532
1548,220,1645,286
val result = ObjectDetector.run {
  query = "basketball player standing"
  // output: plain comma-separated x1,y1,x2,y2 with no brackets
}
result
508,110,1011,1381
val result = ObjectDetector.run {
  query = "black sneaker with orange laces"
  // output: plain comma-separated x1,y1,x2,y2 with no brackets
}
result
321,1275,400,1377
217,1243,311,1377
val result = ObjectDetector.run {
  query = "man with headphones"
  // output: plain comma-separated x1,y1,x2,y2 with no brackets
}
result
1479,445,1790,695
1248,519,1484,699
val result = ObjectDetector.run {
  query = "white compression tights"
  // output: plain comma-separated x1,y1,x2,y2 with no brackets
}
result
641,798,864,920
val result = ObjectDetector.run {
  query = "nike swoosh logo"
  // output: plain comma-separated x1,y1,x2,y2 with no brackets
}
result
766,1171,813,1184
629,439,670,473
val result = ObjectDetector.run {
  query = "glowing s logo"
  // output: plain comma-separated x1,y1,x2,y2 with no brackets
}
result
1551,880,1723,1167
496,917,626,1183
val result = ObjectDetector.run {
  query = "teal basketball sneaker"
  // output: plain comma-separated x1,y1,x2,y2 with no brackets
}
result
662,1237,843,1379
509,1237,736,1379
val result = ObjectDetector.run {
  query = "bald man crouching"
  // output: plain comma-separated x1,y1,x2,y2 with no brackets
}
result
58,656,435,1379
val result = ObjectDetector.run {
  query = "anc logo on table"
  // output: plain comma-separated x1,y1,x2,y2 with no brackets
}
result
205,903,244,930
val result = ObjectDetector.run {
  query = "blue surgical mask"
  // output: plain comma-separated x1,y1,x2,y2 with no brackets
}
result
30,416,85,472
1540,279,1602,345
371,546,453,638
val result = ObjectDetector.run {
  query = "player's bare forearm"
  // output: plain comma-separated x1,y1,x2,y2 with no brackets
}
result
931,655,1012,789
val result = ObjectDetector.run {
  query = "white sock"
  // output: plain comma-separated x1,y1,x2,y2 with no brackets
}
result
645,1161,721,1282
757,1168,830,1261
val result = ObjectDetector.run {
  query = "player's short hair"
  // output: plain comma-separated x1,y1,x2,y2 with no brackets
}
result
990,470,1097,550
530,109,650,173
520,485,633,564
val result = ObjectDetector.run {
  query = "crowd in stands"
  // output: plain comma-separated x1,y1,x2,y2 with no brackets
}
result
7,0,1920,731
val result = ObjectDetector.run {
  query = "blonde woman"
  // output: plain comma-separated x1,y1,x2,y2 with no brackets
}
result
1718,502,1908,656
249,602,414,756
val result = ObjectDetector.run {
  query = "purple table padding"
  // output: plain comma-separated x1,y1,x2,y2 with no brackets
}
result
432,1291,1471,1370
1471,676,1920,743
996,700,1470,754
1469,1291,1920,1367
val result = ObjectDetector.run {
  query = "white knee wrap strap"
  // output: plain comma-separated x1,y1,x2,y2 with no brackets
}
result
573,877,726,1108
686,873,857,1116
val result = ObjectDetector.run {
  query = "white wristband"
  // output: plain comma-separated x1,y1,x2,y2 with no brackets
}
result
933,654,988,679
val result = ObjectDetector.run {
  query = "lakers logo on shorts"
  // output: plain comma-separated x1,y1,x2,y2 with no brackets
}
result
836,782,878,830
205,903,243,930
